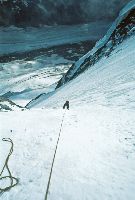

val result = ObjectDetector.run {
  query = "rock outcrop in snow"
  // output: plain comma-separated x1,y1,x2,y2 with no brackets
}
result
56,1,135,88
0,97,23,111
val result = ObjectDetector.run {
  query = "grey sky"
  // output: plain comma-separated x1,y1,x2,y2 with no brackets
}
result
49,0,131,21
0,0,132,26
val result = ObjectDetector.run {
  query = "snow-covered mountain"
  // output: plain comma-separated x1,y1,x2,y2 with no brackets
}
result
0,22,109,106
56,1,135,88
27,0,135,109
0,1,135,200
27,27,135,110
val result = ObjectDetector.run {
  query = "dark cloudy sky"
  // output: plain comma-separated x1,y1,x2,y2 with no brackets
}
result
48,0,131,22
0,0,132,26
32,0,131,25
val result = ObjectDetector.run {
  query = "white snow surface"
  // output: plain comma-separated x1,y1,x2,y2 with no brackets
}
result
0,29,135,200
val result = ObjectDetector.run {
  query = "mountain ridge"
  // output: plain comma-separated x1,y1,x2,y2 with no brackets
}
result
56,1,135,88
26,0,135,109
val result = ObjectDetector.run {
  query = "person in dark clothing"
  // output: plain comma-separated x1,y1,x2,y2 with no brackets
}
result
63,101,69,110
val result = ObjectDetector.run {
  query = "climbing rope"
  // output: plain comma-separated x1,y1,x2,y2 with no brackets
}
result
44,109,67,200
0,138,19,195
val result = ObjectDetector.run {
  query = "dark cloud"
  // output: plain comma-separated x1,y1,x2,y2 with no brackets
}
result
46,0,131,21
81,0,131,21
0,0,131,26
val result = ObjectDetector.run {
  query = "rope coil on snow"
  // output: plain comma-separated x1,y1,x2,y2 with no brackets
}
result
0,138,19,195
45,109,66,200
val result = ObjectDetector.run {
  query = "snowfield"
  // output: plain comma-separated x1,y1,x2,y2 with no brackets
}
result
0,32,135,200
0,106,135,200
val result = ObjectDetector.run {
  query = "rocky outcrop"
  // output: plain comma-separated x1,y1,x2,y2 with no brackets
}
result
0,97,23,111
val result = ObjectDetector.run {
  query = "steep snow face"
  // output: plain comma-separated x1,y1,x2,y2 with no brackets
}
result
27,33,135,110
0,3,135,200
0,106,135,200
56,2,135,88
0,34,135,200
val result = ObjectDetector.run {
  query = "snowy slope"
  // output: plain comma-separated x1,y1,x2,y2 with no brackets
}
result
27,0,135,109
27,33,135,110
0,33,135,199
0,2,135,200
56,1,135,88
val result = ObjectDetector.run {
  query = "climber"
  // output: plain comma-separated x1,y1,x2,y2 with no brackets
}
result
63,101,69,110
